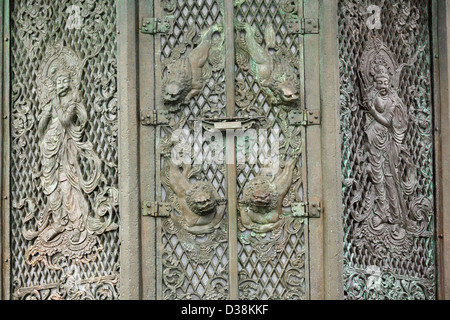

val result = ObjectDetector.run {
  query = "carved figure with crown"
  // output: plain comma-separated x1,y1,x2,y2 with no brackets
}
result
22,44,118,268
352,38,432,258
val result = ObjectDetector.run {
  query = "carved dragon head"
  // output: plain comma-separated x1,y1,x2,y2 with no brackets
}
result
269,58,301,108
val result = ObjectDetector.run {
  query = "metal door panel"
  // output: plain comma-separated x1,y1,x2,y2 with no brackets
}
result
338,0,437,300
153,0,229,300
234,0,309,300
148,0,312,300
7,0,120,300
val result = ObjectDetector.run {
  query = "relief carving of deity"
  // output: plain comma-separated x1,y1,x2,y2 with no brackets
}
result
352,37,432,258
22,44,118,268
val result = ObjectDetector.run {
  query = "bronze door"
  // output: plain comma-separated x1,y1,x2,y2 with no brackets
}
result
5,0,121,299
338,0,438,299
2,0,441,301
140,0,319,300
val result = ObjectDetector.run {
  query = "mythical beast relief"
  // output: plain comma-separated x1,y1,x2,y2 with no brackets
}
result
161,155,227,264
239,157,298,233
20,44,118,268
235,22,301,110
162,24,224,111
163,156,226,235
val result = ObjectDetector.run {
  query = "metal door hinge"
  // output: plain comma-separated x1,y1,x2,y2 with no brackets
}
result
141,17,174,35
142,201,172,217
288,109,320,126
140,110,171,126
292,201,321,218
287,18,319,34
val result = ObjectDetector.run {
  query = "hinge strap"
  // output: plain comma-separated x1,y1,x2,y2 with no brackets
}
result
287,17,319,34
140,110,171,126
142,201,171,217
141,17,174,35
292,201,321,218
288,109,320,126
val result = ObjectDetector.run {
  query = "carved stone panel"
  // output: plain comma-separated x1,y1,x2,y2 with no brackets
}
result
339,0,436,299
10,0,119,300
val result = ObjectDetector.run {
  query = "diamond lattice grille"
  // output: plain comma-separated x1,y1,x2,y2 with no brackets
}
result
234,0,307,300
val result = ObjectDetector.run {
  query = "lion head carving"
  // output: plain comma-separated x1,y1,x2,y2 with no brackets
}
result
270,61,300,108
185,181,217,217
163,58,192,105
242,176,279,214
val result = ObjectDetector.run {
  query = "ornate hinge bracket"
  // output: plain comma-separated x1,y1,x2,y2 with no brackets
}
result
292,201,322,218
288,109,320,126
287,18,319,34
142,201,172,217
141,17,174,34
140,110,171,126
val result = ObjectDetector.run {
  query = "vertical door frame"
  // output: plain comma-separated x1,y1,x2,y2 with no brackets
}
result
138,0,156,301
304,0,323,300
0,0,9,301
117,0,142,300
305,0,345,300
436,0,450,301
316,0,344,300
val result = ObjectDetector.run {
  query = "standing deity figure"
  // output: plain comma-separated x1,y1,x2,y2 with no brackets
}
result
23,44,117,267
354,38,431,256
363,61,413,237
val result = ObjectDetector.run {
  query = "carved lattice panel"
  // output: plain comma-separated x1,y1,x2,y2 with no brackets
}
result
10,0,119,300
155,0,230,300
153,0,309,300
234,0,308,300
338,0,436,299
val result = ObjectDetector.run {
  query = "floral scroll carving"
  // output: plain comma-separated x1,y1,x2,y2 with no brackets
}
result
16,4,53,56
12,264,120,300
20,44,118,269
344,265,435,300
